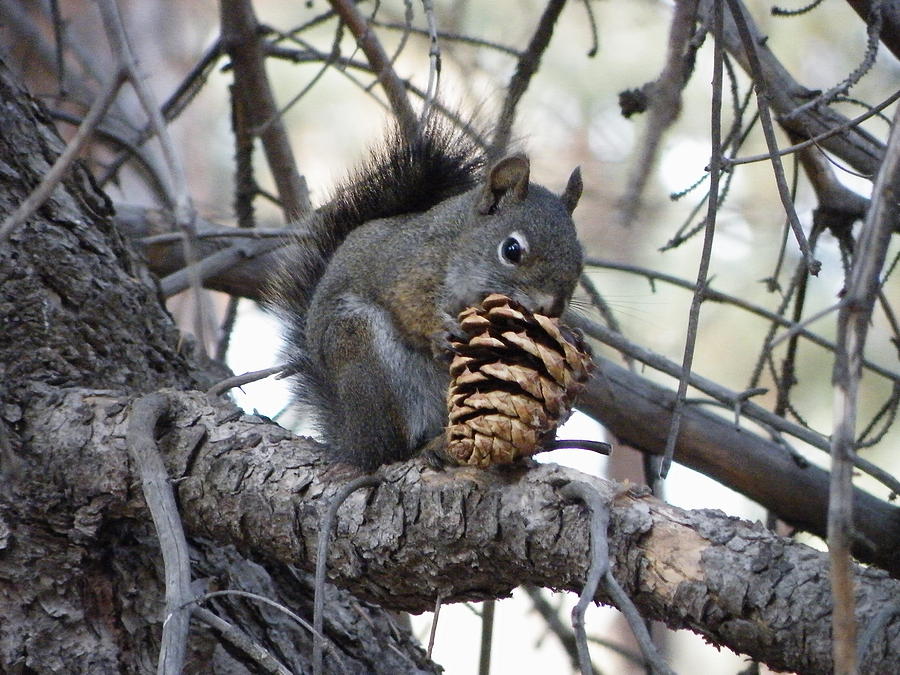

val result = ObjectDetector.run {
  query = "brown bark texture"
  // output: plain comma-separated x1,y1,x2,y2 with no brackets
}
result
0,58,432,674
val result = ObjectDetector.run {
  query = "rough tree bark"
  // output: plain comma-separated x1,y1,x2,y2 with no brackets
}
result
0,58,432,674
0,43,898,675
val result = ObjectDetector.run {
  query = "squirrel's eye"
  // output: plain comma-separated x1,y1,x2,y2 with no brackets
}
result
498,233,528,266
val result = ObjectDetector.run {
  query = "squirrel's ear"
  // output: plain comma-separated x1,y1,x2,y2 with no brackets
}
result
561,167,582,215
477,154,530,214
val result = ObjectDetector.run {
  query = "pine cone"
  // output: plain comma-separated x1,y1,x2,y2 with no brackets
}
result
445,294,593,467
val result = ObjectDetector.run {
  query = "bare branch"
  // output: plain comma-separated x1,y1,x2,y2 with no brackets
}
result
490,0,568,158
206,365,285,397
830,97,900,674
220,0,312,220
127,392,193,674
661,0,724,478
697,0,885,177
327,0,418,139
618,0,700,227
724,0,820,275
192,607,292,675
561,481,674,675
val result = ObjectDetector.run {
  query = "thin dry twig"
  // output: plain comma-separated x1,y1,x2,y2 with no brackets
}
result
206,365,285,397
197,590,318,639
568,312,900,498
829,100,900,674
96,0,192,224
724,0,820,276
618,0,700,227
560,481,673,675
582,257,898,383
96,0,212,351
194,589,350,673
98,40,225,189
370,18,519,56
478,599,495,675
220,0,312,220
427,594,444,660
726,87,900,168
420,0,441,120
314,475,383,675
127,392,193,675
661,0,724,479
782,0,883,123
192,606,292,675
523,586,602,674
697,0,884,178
490,0,568,158
327,0,418,139
560,481,611,674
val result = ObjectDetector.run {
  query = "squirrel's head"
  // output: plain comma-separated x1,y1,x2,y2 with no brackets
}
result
446,154,583,318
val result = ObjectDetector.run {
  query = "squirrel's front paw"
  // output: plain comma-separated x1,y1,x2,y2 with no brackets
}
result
420,434,453,470
429,319,466,362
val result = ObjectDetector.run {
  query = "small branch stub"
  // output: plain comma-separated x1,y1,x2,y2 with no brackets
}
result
445,293,595,467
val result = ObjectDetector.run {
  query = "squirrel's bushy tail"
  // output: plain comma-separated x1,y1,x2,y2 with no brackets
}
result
267,116,485,376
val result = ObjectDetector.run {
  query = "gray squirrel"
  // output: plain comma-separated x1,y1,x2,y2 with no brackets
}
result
269,119,584,470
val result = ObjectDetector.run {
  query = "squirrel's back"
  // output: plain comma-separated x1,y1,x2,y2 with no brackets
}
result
268,118,486,374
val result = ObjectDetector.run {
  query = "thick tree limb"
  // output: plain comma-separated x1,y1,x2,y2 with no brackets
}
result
578,353,900,576
22,386,900,674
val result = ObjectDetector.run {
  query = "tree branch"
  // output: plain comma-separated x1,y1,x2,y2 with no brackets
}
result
220,0,311,220
327,0,418,139
698,0,885,177
575,352,900,576
490,0,568,158
27,387,900,674
830,96,900,674
127,392,193,674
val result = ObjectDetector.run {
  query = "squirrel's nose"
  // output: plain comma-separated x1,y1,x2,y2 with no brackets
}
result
521,290,566,317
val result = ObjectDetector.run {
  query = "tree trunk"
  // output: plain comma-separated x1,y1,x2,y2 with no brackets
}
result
0,57,433,674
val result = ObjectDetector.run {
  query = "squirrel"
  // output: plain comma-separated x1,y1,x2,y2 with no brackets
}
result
268,118,584,471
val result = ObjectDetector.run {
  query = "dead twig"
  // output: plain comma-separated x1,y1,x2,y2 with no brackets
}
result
724,0,820,276
327,0,418,139
618,0,700,227
490,0,568,158
569,311,900,498
192,606,292,675
314,475,383,675
829,99,900,675
206,365,285,397
560,481,673,675
661,0,724,478
127,392,193,675
220,0,311,220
